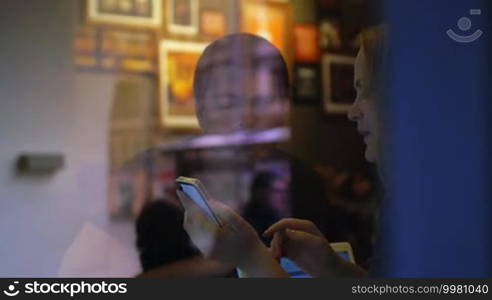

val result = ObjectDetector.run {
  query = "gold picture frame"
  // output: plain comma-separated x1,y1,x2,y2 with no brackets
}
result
159,40,208,129
200,9,227,37
87,0,162,28
240,0,293,66
167,0,199,35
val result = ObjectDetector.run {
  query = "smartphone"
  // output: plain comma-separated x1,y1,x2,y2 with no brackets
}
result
176,176,223,227
279,243,355,278
279,257,311,278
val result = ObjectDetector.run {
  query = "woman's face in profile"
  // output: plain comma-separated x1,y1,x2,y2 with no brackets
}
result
348,47,380,163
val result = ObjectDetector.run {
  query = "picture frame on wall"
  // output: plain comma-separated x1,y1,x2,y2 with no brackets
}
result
159,40,208,129
167,0,199,35
99,27,158,74
87,0,162,27
200,9,227,37
293,63,320,105
240,0,292,65
322,54,356,113
73,24,99,70
294,24,320,63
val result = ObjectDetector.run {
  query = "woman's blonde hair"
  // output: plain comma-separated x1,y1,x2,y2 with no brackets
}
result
359,26,387,97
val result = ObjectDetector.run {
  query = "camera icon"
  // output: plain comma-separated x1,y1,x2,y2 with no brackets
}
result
447,9,483,43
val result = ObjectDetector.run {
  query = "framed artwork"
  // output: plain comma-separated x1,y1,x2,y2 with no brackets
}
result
320,20,342,50
322,54,356,113
293,63,320,105
200,10,227,37
318,0,371,51
200,0,227,9
73,23,157,74
240,0,292,63
73,25,99,69
167,0,199,35
87,0,162,27
100,27,157,74
294,24,320,62
159,40,208,129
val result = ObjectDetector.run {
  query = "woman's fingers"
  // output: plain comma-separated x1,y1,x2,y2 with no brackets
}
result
178,193,245,235
284,229,317,245
271,229,322,263
270,231,285,259
208,201,239,228
178,190,198,228
263,218,322,237
178,190,217,233
269,229,322,259
282,229,323,259
177,190,195,211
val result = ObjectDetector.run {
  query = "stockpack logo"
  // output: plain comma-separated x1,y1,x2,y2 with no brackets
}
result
3,281,127,297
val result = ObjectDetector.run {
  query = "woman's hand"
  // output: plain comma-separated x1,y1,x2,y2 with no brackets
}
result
178,191,287,277
264,218,343,277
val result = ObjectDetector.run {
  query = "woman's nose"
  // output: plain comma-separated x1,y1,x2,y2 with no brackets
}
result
347,100,362,122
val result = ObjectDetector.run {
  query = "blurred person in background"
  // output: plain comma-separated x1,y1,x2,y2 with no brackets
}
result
135,200,235,277
135,200,200,271
179,28,384,277
242,171,290,243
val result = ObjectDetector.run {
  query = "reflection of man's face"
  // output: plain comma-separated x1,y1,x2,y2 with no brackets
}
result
198,63,288,134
